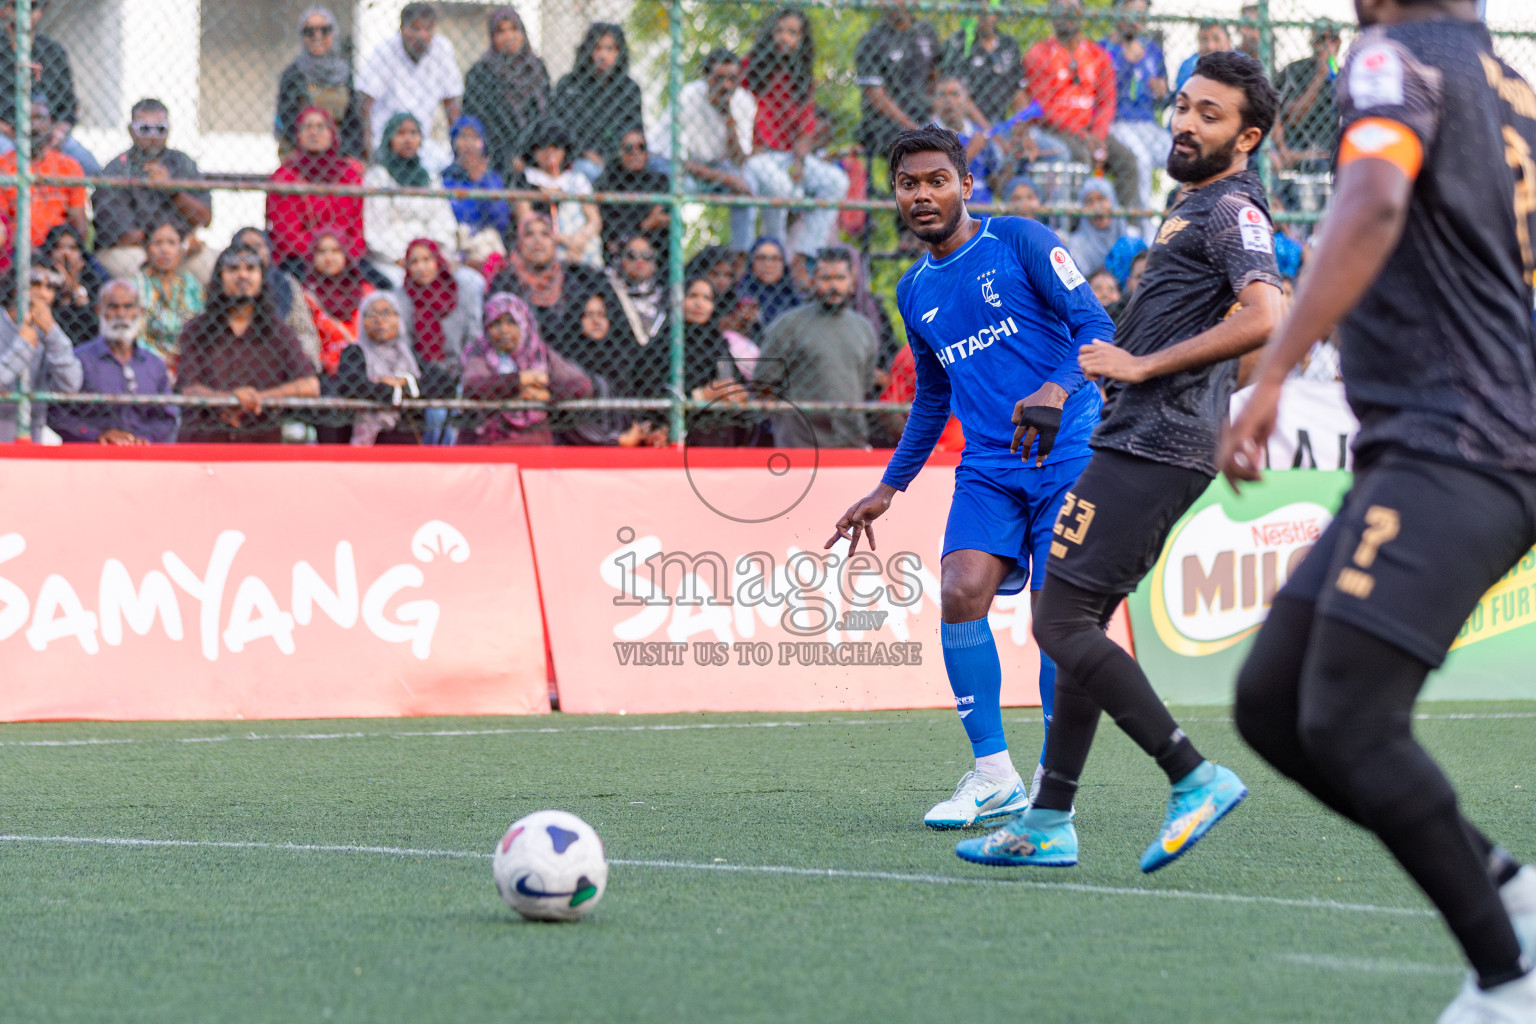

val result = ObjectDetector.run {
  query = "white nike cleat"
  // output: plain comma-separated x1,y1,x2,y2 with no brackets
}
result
924,770,1027,830
1437,968,1536,1024
1503,866,1536,957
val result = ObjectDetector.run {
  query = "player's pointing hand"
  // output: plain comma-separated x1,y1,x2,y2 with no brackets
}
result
1079,340,1150,383
827,484,896,555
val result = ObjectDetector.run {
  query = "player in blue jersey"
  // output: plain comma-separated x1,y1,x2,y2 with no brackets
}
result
827,124,1115,830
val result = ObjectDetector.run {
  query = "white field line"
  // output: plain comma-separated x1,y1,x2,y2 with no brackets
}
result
0,834,1433,919
0,711,1528,750
1273,953,1462,976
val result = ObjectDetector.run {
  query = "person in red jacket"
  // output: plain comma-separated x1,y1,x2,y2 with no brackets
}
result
266,106,366,279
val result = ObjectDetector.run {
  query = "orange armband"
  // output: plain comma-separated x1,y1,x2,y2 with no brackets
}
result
1338,117,1424,181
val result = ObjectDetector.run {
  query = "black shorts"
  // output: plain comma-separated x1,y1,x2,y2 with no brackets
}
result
1280,446,1536,667
1044,448,1213,598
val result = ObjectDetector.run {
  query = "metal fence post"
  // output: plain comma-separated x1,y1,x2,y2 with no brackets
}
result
666,0,687,446
1256,0,1274,196
13,0,31,436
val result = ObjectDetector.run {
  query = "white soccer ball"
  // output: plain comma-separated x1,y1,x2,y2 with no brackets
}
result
492,810,608,921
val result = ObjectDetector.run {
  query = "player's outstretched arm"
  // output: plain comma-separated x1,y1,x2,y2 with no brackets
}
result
826,484,896,555
1221,155,1415,489
1079,280,1283,385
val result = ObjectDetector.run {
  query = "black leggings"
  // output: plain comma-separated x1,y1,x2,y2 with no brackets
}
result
1235,597,1525,988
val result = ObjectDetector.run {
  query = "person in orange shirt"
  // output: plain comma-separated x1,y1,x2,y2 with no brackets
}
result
0,97,88,247
1021,0,1138,213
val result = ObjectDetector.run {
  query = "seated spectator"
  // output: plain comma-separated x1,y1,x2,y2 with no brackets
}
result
0,0,96,173
1176,20,1231,93
133,219,206,369
553,23,643,183
845,250,902,380
460,291,591,446
1022,0,1137,211
718,294,762,376
175,244,320,443
742,9,850,269
941,3,1026,129
364,113,459,280
277,7,366,160
756,250,877,448
463,6,549,177
356,2,462,168
1006,175,1044,218
442,116,511,269
94,98,215,283
400,238,477,368
594,128,670,263
737,237,801,336
0,263,82,442
1068,179,1124,277
0,97,87,248
488,213,609,345
560,288,644,447
303,228,376,375
855,7,942,165
1274,20,1343,172
606,234,667,346
1102,0,1169,231
1236,1,1260,60
232,226,325,373
523,120,603,269
332,291,456,445
932,76,1002,204
51,280,178,445
266,106,366,278
878,343,965,451
1089,267,1123,317
687,246,746,312
40,224,105,345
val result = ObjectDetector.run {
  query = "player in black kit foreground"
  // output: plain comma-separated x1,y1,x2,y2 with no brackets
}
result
1223,0,1536,1020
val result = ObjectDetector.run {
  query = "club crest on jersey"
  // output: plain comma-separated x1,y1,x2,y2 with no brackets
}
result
1157,217,1190,247
979,270,1003,308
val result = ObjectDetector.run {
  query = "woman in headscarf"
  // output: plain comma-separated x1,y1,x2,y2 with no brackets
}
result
266,105,366,277
132,218,205,367
1066,178,1125,278
233,225,324,372
303,227,374,374
398,238,477,368
843,249,900,386
363,112,458,277
487,213,608,344
441,116,511,269
40,223,106,345
276,7,366,159
461,291,592,446
551,23,643,183
462,6,549,177
737,237,800,335
332,290,457,446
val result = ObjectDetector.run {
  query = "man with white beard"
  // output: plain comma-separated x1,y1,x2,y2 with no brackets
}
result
51,279,179,444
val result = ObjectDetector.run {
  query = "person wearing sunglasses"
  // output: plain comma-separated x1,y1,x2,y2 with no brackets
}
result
593,127,670,263
0,260,83,443
51,280,178,446
276,7,366,162
94,98,215,285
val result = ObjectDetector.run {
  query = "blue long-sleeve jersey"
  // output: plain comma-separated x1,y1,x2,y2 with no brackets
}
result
882,217,1116,491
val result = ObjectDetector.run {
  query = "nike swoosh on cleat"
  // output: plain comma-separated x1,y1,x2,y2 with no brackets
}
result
1161,800,1216,853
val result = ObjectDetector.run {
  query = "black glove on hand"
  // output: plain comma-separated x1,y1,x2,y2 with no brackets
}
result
1011,403,1063,466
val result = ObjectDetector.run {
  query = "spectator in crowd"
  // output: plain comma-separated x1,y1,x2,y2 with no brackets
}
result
594,127,669,262
488,214,608,344
302,228,375,375
737,237,801,336
565,287,650,447
742,9,850,272
877,342,965,451
266,106,366,278
756,249,876,449
463,6,549,178
523,120,603,269
460,291,591,446
0,0,95,173
1102,0,1169,232
1022,0,1138,212
442,116,511,269
276,7,366,161
1176,20,1232,92
132,219,206,368
552,23,643,183
1236,2,1260,60
0,97,87,248
932,76,1003,204
1006,175,1044,218
1068,178,1124,276
356,2,463,167
1273,20,1343,172
606,234,667,347
332,291,456,445
845,250,901,377
40,225,104,346
232,226,325,373
0,263,81,442
175,244,319,443
51,280,178,445
941,1,1025,129
399,238,477,371
363,113,459,281
1124,247,1148,296
855,4,941,164
1089,267,1123,315
93,99,215,283
686,246,746,313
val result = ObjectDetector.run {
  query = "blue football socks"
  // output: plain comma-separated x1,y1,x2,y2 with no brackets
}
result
1037,649,1057,765
942,617,1006,758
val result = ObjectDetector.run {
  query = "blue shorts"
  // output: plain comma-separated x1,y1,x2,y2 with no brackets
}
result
942,455,1092,596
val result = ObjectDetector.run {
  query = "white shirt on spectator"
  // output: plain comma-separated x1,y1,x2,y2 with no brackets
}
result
357,34,464,153
649,79,756,166
524,166,603,268
362,163,460,265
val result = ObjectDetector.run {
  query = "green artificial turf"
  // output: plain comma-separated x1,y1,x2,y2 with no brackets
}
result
0,704,1531,1023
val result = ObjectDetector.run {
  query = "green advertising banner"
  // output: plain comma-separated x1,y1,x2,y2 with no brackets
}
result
1124,472,1536,704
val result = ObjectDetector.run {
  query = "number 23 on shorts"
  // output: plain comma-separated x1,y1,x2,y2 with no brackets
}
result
1050,492,1097,559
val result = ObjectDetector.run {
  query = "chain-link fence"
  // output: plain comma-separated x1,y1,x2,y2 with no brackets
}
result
0,0,1533,447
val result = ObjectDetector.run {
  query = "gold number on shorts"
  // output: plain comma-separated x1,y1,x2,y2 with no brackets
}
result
1351,505,1400,569
1053,495,1097,546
